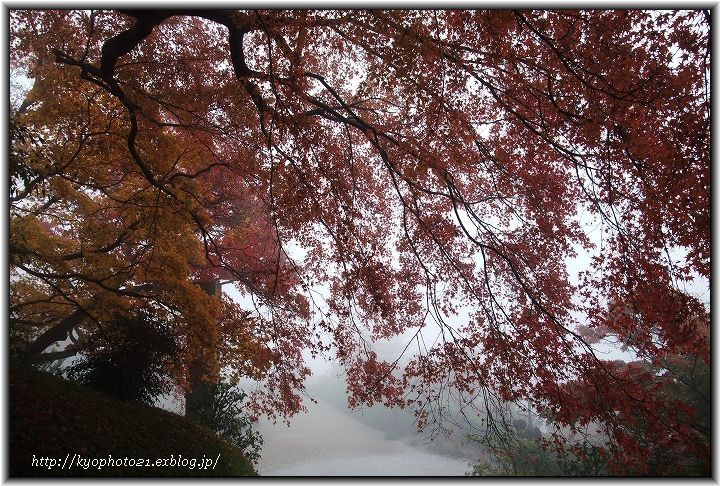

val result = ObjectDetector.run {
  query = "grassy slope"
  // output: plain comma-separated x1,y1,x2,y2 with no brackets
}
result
9,364,257,477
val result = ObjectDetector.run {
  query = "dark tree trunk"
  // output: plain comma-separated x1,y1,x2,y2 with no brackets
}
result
184,280,221,420
22,309,87,361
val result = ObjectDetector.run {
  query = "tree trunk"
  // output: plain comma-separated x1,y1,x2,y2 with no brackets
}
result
22,308,87,361
184,280,221,420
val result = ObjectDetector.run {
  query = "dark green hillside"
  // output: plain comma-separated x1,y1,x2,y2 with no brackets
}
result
9,365,257,477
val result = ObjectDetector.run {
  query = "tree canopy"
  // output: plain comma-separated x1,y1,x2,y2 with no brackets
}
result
9,9,709,474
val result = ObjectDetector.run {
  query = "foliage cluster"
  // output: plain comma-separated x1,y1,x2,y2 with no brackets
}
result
65,310,180,404
470,348,710,476
188,382,264,464
9,9,710,474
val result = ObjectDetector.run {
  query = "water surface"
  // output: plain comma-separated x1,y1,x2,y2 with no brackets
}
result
256,399,471,476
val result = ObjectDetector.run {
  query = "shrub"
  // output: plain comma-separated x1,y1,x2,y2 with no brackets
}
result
66,310,180,405
189,381,263,464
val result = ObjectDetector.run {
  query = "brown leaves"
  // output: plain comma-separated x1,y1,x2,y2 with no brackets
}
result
9,9,709,470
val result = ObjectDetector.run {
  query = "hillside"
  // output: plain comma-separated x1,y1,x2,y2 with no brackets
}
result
9,364,257,477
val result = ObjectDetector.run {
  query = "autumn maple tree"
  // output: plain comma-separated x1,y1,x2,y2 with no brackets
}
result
9,9,709,473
